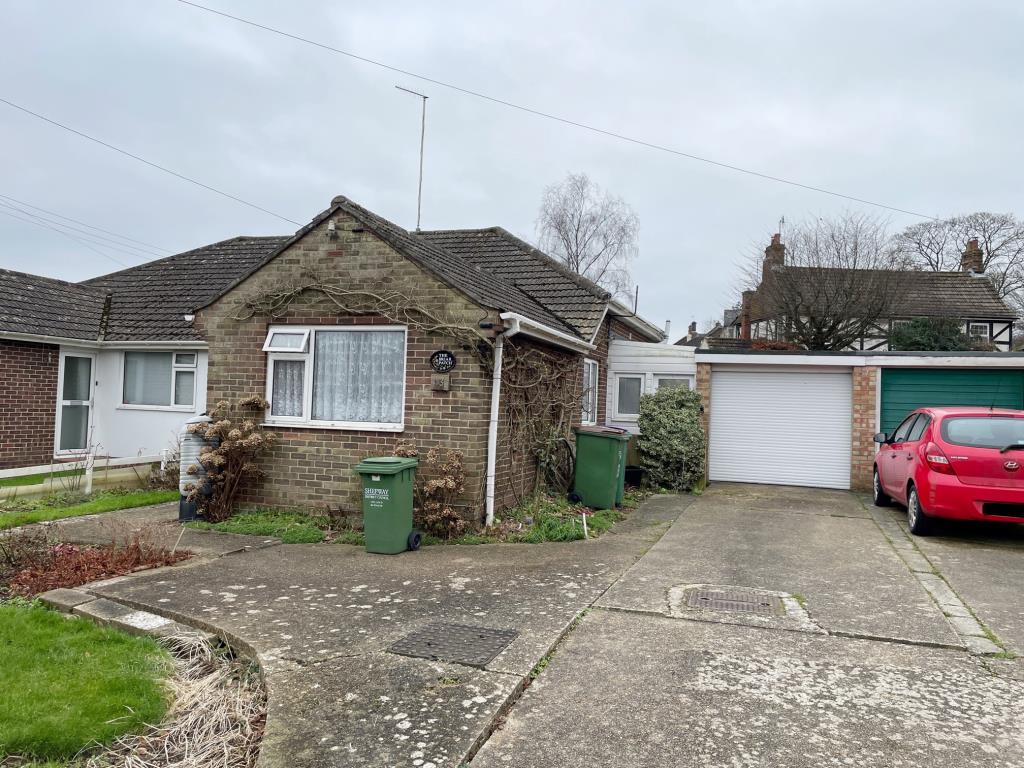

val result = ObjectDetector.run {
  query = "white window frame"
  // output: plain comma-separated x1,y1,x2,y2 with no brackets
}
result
119,350,198,412
263,324,407,432
581,358,599,426
654,375,694,392
612,373,645,421
968,322,990,340
262,328,310,353
54,348,96,457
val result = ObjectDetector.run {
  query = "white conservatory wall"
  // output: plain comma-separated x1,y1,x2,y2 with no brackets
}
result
89,348,208,458
606,340,696,434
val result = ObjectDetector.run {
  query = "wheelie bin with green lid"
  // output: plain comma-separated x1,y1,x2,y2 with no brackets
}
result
355,456,420,554
572,427,630,509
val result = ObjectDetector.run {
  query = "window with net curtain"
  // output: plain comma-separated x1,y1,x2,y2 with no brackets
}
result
267,327,406,427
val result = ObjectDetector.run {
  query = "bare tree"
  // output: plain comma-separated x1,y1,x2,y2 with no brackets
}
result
536,173,638,297
746,213,913,350
895,212,1024,314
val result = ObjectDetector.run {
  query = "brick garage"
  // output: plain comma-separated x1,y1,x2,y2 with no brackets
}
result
697,351,1024,493
0,340,58,469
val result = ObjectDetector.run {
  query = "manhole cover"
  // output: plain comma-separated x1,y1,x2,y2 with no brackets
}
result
389,623,519,668
684,589,783,615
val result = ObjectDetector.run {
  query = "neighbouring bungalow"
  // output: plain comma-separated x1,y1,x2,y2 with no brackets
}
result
0,194,685,521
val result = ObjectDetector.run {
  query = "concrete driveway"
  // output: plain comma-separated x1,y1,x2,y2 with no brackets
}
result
473,484,1024,768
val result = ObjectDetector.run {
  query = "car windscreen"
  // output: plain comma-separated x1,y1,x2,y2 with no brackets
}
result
940,416,1024,449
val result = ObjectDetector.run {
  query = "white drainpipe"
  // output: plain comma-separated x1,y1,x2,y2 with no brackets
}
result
485,318,520,526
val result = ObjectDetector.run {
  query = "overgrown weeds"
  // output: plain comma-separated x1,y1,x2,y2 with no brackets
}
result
0,488,179,531
84,635,266,768
0,524,189,598
189,509,330,544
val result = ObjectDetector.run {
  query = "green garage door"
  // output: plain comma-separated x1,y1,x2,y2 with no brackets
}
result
880,369,1024,433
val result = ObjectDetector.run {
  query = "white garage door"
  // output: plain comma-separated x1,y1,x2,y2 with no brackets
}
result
709,369,853,489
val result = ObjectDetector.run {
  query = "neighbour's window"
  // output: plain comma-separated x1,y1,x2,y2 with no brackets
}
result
581,359,599,426
907,415,930,442
889,414,918,444
941,416,1024,449
614,374,643,419
655,376,692,391
264,326,406,430
122,351,197,408
968,323,990,341
891,319,911,329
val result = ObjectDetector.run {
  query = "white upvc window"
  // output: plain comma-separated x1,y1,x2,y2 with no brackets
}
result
655,375,693,392
263,325,407,431
581,359,599,426
612,373,644,420
968,322,990,340
122,351,197,409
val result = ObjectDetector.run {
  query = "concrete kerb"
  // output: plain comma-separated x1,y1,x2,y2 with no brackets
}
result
866,503,1007,656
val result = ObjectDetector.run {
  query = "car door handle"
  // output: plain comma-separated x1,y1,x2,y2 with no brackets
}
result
906,455,913,461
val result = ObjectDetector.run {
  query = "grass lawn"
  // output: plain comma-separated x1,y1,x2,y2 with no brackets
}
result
0,489,179,531
0,469,83,489
0,601,171,761
188,509,330,544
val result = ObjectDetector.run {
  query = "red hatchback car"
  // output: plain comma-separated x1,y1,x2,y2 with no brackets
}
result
873,406,1024,535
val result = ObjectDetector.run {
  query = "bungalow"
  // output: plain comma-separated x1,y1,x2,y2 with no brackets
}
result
0,194,667,521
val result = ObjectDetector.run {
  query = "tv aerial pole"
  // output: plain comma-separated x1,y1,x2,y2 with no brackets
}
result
395,85,428,231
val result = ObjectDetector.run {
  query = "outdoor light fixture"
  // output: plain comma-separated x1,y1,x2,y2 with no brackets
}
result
326,219,338,239
183,313,195,323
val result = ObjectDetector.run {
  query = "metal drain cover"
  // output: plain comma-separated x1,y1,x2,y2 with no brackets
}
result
684,588,783,615
389,623,519,668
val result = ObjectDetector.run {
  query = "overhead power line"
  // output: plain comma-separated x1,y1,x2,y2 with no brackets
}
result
175,0,937,221
0,193,173,253
0,198,166,259
0,97,302,227
0,207,129,268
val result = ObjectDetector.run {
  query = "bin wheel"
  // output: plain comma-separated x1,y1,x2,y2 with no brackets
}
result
567,491,583,505
407,530,423,551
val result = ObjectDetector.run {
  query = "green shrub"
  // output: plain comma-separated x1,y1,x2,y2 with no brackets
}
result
889,317,983,351
636,386,705,491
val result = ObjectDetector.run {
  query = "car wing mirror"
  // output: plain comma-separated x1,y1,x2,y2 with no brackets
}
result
873,432,888,444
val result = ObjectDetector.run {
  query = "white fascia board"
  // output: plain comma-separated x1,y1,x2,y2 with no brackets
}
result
867,355,1024,368
499,312,595,353
607,301,666,341
696,353,867,367
0,332,206,350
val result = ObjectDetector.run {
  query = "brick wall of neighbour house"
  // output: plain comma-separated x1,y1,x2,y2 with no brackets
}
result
0,340,59,469
493,337,582,511
589,317,650,426
196,212,502,521
850,366,879,491
695,363,712,482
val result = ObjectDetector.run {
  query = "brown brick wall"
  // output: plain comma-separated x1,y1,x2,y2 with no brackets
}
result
0,340,59,469
851,365,878,491
197,211,500,520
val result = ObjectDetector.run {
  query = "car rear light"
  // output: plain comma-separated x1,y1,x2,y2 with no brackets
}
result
925,442,956,475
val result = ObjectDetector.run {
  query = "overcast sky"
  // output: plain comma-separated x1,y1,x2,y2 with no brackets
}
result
3,1,1022,340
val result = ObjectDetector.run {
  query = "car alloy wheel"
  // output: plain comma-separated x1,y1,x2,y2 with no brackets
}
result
872,469,890,507
907,491,919,527
906,486,932,536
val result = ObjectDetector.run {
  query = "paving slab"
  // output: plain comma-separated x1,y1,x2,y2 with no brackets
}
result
909,526,1024,656
261,652,518,768
474,608,1024,768
37,587,95,612
599,484,959,646
88,495,692,767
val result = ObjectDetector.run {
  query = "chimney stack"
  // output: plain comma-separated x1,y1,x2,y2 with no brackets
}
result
740,290,754,340
664,319,672,344
762,233,785,281
687,320,697,340
961,238,984,274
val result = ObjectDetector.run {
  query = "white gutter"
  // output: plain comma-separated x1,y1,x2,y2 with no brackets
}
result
497,312,595,353
0,332,207,350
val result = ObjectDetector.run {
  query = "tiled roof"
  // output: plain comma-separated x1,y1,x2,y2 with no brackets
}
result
83,236,288,341
0,268,107,340
417,228,610,340
752,267,1016,321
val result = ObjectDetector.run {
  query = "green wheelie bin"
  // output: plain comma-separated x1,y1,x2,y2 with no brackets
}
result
355,456,420,554
573,427,630,510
